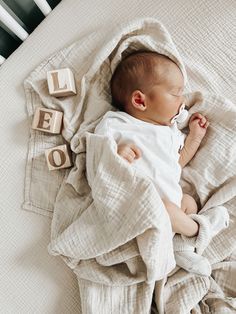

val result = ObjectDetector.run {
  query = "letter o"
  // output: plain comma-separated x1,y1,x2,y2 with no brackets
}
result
48,149,66,167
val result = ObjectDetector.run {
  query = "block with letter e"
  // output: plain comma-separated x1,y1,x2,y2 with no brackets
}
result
32,107,63,134
47,68,77,97
45,144,73,171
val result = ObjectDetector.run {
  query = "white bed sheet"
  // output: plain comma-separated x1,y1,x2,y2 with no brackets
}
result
0,0,235,312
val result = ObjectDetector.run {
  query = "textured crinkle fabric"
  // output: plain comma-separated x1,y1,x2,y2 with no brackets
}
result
23,18,236,313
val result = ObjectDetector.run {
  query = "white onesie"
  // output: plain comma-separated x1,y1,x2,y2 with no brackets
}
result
95,110,226,277
95,111,186,207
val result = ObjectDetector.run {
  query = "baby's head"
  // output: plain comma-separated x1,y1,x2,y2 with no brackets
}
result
110,51,185,126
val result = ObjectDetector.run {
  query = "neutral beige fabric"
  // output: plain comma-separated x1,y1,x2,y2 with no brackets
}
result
23,17,236,313
23,17,189,216
1,0,236,312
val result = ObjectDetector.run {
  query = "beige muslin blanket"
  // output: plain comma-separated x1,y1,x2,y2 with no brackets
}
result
23,18,236,313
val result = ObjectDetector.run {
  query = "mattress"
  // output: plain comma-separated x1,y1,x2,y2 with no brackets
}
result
0,0,235,312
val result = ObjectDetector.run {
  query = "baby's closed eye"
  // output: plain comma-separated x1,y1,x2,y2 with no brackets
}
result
171,87,183,96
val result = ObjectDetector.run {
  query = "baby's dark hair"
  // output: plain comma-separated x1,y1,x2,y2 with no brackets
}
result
110,51,173,111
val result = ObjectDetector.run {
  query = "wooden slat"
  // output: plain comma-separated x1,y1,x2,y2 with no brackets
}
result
5,0,44,32
0,4,28,41
0,54,5,65
34,0,52,16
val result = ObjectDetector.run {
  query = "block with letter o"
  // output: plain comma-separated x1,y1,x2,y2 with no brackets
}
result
45,144,73,171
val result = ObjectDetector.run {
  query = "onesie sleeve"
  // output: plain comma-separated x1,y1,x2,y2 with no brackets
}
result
94,118,110,137
94,115,123,142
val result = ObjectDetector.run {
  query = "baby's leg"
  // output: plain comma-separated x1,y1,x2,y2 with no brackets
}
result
162,199,199,237
164,196,212,276
181,194,198,215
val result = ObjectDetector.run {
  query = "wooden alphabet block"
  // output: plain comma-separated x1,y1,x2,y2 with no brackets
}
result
47,68,77,97
45,144,73,171
32,107,63,134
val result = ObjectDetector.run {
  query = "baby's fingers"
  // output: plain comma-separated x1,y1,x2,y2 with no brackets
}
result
123,149,136,163
203,121,210,129
117,143,142,163
129,144,142,159
126,154,135,163
190,112,203,123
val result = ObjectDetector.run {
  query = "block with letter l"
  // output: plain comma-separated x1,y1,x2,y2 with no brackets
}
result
45,144,73,171
47,68,77,97
32,107,63,134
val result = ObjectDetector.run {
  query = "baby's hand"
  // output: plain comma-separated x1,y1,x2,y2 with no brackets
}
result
189,113,209,141
117,143,142,163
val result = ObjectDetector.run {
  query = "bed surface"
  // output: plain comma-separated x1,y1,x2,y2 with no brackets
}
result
0,0,235,312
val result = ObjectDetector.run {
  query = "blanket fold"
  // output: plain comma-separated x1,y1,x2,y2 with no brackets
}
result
23,17,236,313
48,133,175,284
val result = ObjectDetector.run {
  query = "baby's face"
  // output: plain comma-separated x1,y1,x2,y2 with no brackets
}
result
144,63,185,126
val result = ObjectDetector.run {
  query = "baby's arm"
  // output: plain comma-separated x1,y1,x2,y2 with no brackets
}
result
179,113,209,168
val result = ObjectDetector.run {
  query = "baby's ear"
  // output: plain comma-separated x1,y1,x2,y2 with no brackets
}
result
131,90,146,111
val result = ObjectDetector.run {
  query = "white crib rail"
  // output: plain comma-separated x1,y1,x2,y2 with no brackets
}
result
0,54,5,65
0,4,29,41
0,0,53,65
34,0,52,16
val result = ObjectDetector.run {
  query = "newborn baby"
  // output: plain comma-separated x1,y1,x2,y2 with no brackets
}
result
95,51,211,275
